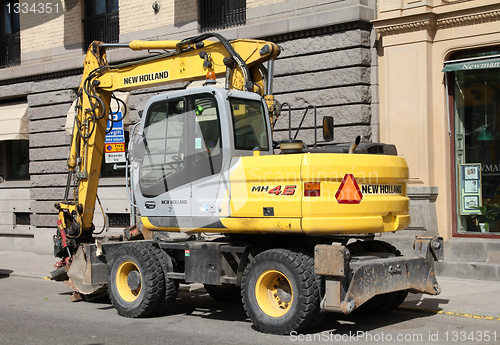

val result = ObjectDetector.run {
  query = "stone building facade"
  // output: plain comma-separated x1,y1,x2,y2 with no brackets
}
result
0,0,379,254
6,0,497,282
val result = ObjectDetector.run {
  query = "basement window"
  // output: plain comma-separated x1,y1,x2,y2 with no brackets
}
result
15,212,30,225
107,213,130,228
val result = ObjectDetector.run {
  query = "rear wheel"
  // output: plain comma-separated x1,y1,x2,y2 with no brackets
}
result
241,249,320,334
107,244,164,317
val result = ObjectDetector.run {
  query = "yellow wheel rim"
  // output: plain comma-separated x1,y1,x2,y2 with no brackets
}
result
255,269,293,317
116,260,142,302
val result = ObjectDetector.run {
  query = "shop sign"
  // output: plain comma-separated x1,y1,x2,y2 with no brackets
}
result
443,57,500,72
482,164,500,176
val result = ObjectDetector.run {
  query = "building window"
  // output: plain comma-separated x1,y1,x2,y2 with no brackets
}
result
15,212,30,225
0,0,21,68
199,0,246,32
108,213,130,227
83,0,119,49
0,140,29,181
446,49,500,235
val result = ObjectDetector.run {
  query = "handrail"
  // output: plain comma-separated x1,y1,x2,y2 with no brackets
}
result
125,122,141,209
279,102,292,140
293,105,317,147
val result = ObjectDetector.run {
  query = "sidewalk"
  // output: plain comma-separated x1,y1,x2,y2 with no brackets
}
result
0,251,56,279
1,250,499,320
400,276,500,320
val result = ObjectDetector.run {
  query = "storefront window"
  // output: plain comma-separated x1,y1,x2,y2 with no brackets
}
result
448,50,500,234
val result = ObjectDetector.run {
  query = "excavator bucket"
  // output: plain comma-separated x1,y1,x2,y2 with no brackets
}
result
67,246,104,295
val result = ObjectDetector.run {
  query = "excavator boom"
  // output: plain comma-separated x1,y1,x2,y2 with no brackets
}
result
56,33,280,240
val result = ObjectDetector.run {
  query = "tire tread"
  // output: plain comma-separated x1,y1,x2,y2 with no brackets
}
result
107,243,164,318
241,249,320,335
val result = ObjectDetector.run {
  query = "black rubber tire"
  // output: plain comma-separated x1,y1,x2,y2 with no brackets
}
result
241,249,320,335
149,244,179,315
204,284,242,303
107,243,165,318
349,240,408,314
306,277,327,330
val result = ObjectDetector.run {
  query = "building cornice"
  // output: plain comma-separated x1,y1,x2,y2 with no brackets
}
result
437,8,500,29
374,15,436,36
374,7,500,37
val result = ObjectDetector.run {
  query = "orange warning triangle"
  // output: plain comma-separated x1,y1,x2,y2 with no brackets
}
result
335,174,363,204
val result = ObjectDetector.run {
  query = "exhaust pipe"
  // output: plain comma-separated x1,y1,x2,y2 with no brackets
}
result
349,136,361,154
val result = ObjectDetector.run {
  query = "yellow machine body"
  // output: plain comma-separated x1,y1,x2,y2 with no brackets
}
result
141,153,410,235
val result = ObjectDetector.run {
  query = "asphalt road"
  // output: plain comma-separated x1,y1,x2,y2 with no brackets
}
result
0,275,498,345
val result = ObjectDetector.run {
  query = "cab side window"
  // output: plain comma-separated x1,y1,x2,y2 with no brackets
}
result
140,99,185,195
192,94,223,177
193,96,221,161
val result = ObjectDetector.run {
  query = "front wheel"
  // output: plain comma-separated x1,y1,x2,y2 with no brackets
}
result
107,244,165,318
241,249,320,334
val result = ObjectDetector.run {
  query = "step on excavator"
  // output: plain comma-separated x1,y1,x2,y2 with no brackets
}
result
51,33,443,334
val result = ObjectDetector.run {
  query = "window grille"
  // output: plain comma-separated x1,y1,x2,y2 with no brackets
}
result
108,213,130,228
83,10,119,49
199,0,246,32
0,0,21,68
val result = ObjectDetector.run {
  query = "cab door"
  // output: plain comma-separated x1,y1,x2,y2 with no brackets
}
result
189,92,230,229
134,97,192,227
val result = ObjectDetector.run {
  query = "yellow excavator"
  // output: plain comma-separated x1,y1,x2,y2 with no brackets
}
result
51,33,443,334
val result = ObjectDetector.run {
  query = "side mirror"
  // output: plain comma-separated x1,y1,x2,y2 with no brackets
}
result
323,116,334,141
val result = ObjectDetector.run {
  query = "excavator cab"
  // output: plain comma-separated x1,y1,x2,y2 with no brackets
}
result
130,86,273,232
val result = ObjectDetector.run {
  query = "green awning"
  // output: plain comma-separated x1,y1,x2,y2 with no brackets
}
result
443,56,500,72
